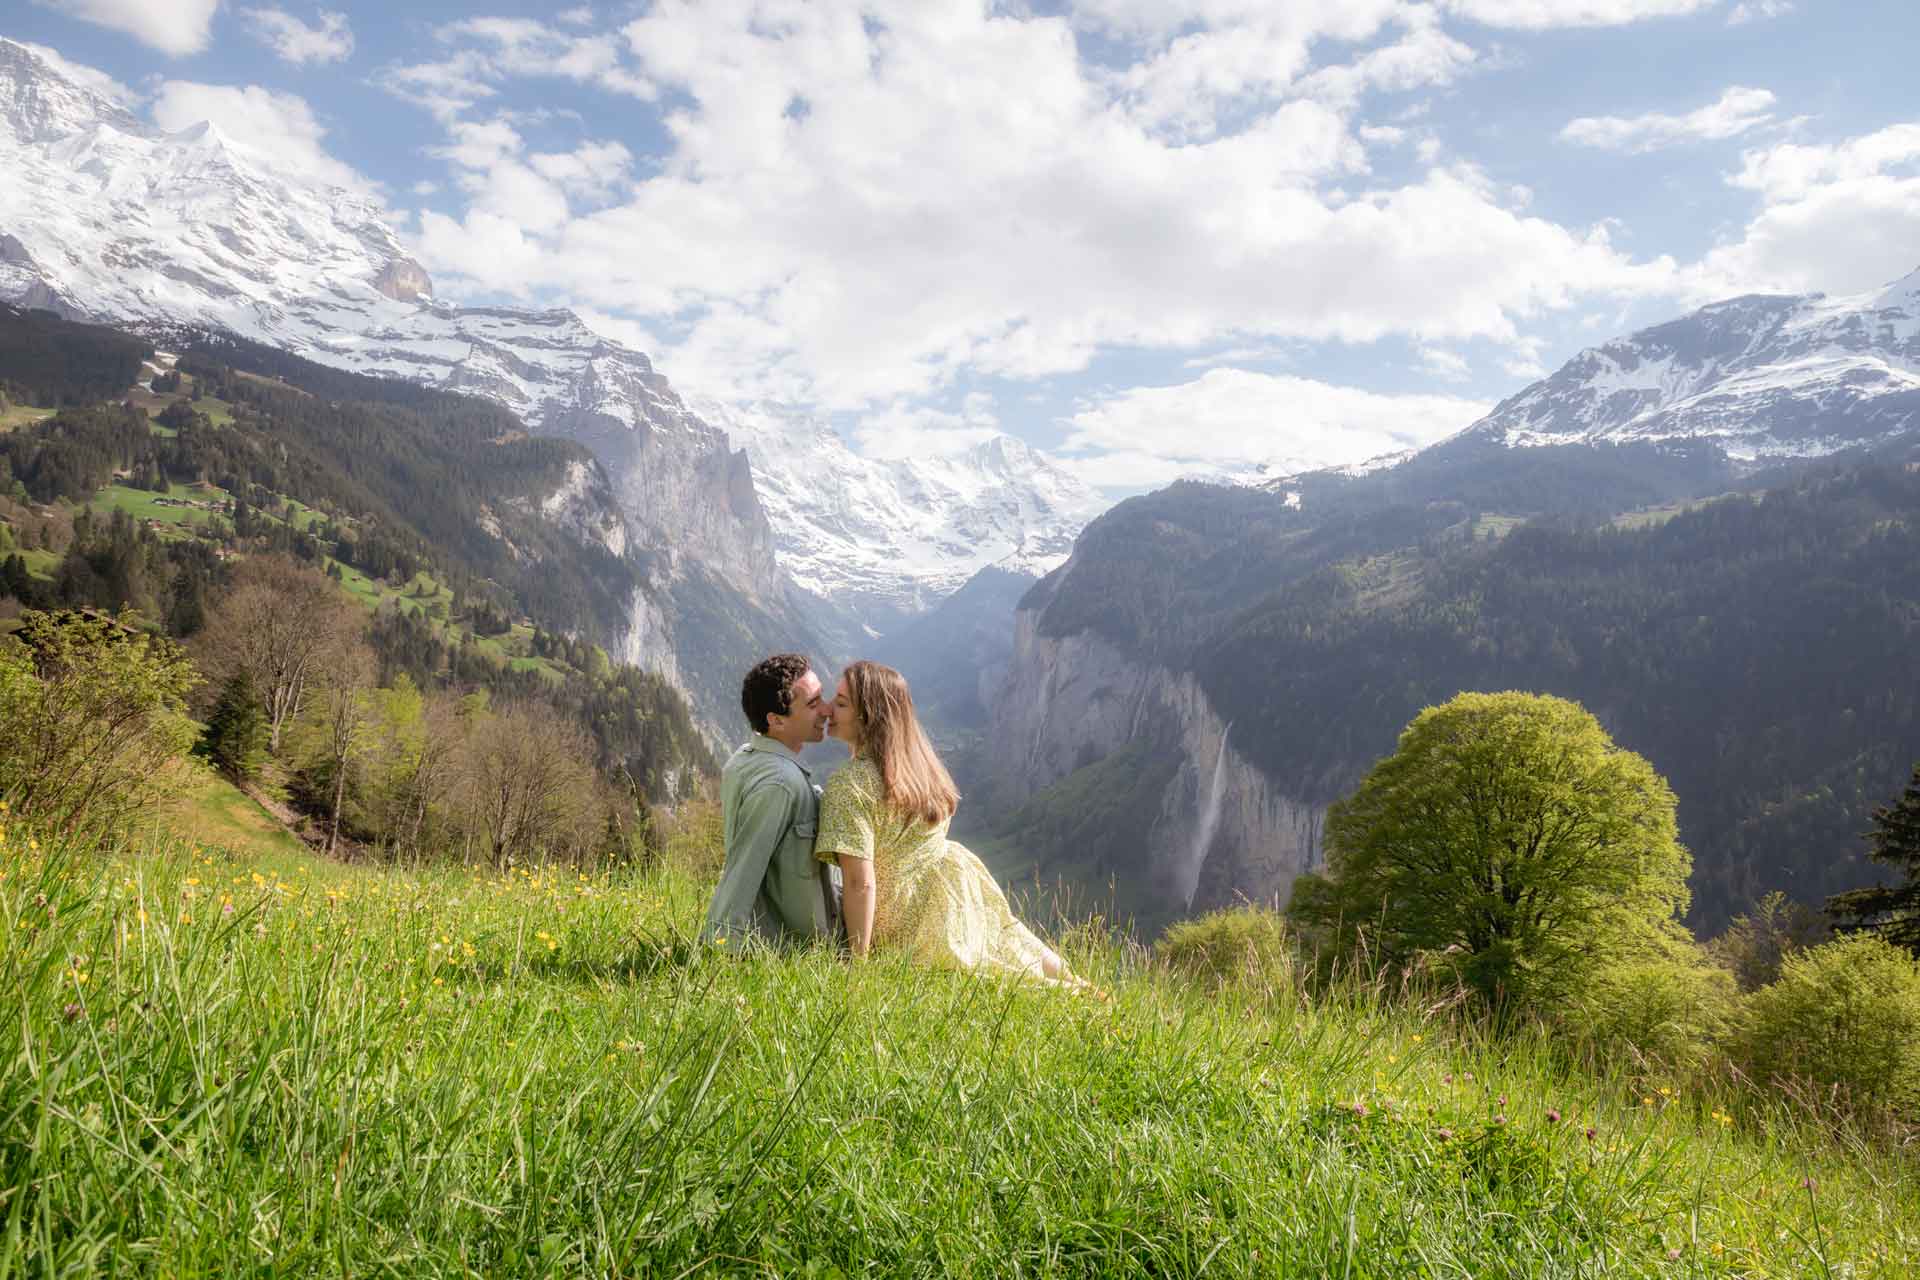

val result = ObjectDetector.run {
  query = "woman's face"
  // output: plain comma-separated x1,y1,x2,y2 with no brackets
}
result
827,674,859,746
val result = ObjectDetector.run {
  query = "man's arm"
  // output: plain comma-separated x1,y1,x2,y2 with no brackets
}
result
701,778,796,943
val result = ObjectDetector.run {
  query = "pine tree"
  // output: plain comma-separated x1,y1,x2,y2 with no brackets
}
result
204,672,269,784
1828,763,1920,955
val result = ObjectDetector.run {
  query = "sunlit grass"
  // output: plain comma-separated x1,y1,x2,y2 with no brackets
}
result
87,481,229,529
0,403,55,432
2,819,1916,1276
159,761,310,864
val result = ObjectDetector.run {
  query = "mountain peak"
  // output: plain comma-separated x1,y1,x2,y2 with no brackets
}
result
0,37,144,146
1868,263,1920,306
1458,272,1920,460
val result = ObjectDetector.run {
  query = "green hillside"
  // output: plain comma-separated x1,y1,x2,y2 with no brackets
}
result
0,308,714,818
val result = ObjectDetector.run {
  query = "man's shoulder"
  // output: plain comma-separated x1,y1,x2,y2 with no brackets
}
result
725,741,809,793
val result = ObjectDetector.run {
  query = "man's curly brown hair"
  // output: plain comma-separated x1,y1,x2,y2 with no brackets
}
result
741,653,812,735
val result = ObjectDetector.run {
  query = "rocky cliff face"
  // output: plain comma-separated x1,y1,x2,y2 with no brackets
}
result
987,609,1325,918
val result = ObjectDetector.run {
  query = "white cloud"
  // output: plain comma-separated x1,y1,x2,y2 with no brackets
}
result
1560,86,1776,152
1726,1,1792,22
1297,12,1478,107
1497,333,1549,378
242,8,355,66
150,82,370,193
1183,344,1300,369
1726,123,1920,200
379,17,654,120
1091,2,1404,140
1440,0,1716,27
16,40,137,107
1059,369,1490,488
529,140,634,202
1416,345,1473,380
403,3,1676,417
1691,124,1920,297
31,0,222,57
419,120,634,246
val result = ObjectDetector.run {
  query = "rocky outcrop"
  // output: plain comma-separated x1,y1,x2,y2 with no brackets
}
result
372,257,432,303
986,609,1326,918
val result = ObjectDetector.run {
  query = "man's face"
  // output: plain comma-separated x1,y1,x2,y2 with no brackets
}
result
769,668,828,745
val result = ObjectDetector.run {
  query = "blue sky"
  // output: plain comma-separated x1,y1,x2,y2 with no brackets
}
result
11,1,1920,488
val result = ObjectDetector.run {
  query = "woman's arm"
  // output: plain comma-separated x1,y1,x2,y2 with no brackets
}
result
838,853,876,958
817,764,879,959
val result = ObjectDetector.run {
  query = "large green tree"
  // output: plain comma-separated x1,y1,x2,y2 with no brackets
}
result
1827,763,1920,955
1289,690,1691,1009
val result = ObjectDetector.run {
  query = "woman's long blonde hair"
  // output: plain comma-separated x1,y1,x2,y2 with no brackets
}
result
843,660,960,824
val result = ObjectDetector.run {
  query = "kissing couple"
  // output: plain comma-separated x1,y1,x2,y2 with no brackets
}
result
703,653,1087,988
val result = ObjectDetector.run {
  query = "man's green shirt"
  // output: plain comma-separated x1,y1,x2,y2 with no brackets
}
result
703,735,839,945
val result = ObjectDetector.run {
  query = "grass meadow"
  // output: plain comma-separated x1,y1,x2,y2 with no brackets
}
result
3,818,1917,1277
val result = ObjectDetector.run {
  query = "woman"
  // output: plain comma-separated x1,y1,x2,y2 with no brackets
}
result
816,660,1083,986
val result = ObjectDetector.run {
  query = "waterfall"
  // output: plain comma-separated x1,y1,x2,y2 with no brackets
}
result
1181,722,1232,909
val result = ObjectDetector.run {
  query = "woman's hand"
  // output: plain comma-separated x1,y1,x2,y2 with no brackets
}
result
838,854,875,959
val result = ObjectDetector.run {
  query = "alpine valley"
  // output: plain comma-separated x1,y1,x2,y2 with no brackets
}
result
6,31,1920,939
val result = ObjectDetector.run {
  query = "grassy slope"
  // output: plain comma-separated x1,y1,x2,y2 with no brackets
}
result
0,404,55,431
89,482,229,531
159,762,310,864
5,383,570,680
3,830,1915,1276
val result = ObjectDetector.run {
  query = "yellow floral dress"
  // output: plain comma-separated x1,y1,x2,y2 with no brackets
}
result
816,757,1059,979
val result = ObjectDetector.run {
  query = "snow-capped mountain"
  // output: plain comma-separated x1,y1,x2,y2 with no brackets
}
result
0,38,782,595
1459,268,1920,459
695,399,1107,625
0,37,1104,640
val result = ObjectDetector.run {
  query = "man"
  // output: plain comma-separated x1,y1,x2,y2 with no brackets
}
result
703,653,842,946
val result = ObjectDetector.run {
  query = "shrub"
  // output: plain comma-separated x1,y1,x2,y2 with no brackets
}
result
1736,934,1920,1113
0,608,200,836
1571,927,1738,1068
1159,906,1294,991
